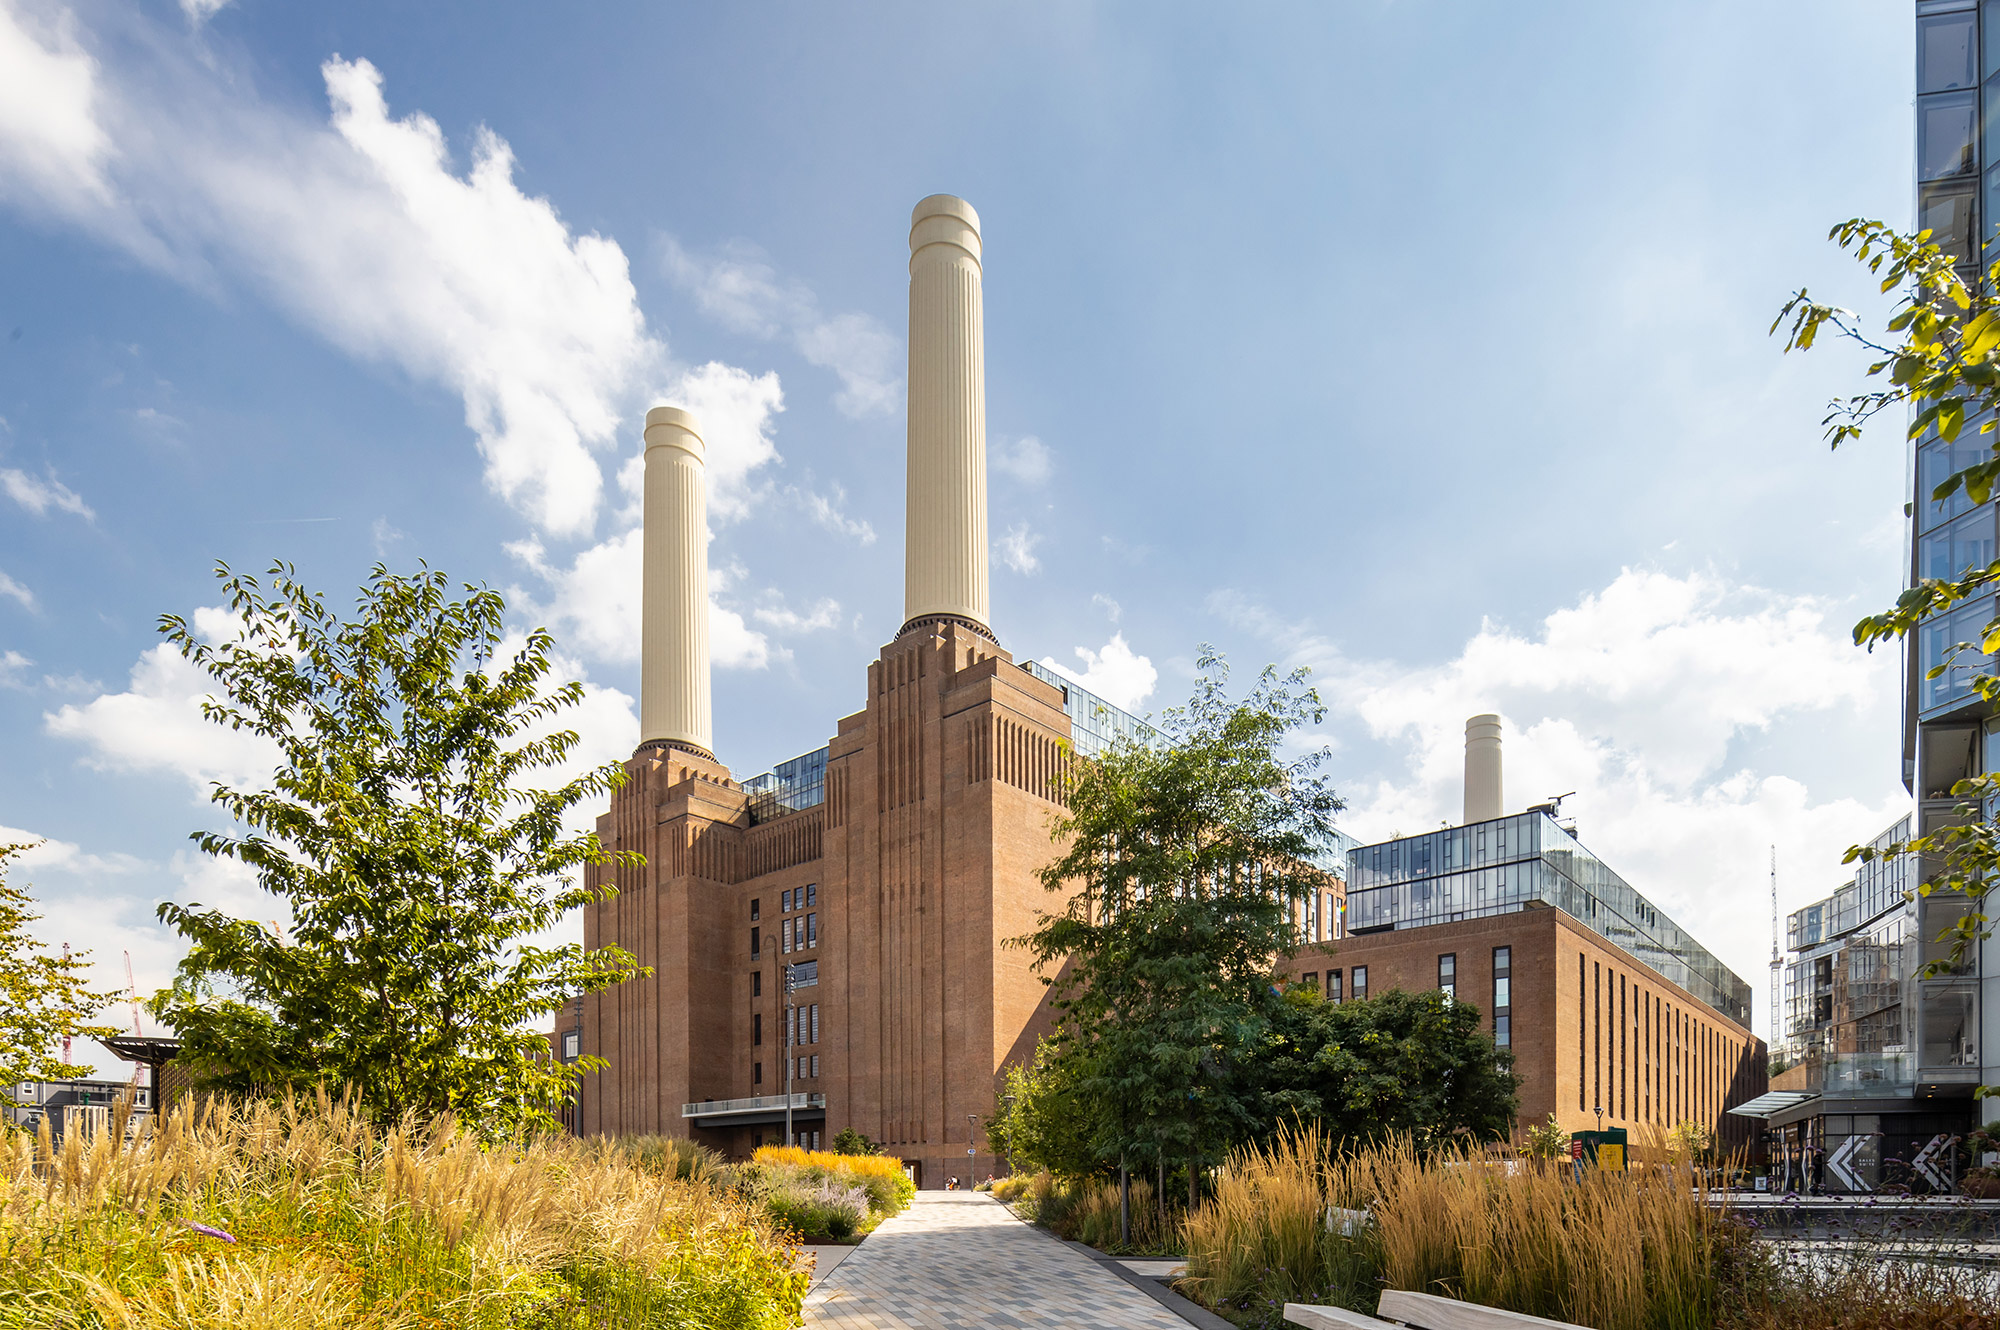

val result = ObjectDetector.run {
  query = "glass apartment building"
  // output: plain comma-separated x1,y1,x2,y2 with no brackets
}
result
1345,810,1753,1025
1908,0,2000,1133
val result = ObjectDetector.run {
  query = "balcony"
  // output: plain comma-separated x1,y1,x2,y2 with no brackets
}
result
681,1092,825,1123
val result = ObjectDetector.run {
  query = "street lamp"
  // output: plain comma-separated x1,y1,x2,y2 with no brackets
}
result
783,964,798,1150
967,1113,978,1184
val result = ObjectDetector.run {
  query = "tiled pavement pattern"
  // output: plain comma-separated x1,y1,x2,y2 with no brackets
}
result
805,1192,1193,1329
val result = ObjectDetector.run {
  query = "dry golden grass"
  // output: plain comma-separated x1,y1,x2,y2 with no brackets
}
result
0,1089,805,1330
1183,1124,1732,1330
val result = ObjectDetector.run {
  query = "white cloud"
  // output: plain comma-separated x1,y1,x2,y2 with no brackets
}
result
0,2,115,221
1,466,93,518
752,596,842,634
0,10,665,538
666,361,785,521
43,612,283,795
993,435,1052,486
0,825,147,875
792,483,876,545
178,0,232,25
1091,593,1122,624
1218,566,1908,1039
1041,633,1159,712
661,235,900,418
0,648,30,687
1000,522,1041,575
0,569,34,609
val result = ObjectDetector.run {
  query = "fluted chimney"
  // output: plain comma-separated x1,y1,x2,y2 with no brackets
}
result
902,193,992,639
638,406,713,759
1464,714,1502,824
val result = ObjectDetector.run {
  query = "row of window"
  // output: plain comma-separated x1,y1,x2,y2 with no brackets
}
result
1578,953,1745,1130
751,1003,822,1048
751,1055,822,1084
749,883,818,922
754,1129,823,1150
1297,966,1368,1003
1436,948,1513,1048
1915,5,2000,268
749,914,820,957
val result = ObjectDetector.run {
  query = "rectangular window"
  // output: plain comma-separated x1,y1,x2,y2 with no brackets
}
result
1438,953,1456,1000
1352,966,1368,1001
782,919,794,954
788,1007,798,1047
1921,11,1978,93
1593,961,1602,1115
752,970,762,998
750,926,760,958
1579,954,1587,1111
806,883,817,907
751,898,760,921
1328,971,1343,1003
754,1062,762,1085
1492,946,1512,1048
807,912,818,947
1921,90,1979,181
754,1013,763,1046
1919,507,1996,581
782,889,793,913
810,1003,819,1044
1301,971,1319,989
1923,595,1996,711
1494,1014,1510,1048
811,1055,820,1079
562,1031,579,1061
1920,180,1978,265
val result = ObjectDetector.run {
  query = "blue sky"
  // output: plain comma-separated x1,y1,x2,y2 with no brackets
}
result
0,0,1920,1057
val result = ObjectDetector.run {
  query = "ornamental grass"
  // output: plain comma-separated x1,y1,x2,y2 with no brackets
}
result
0,1089,805,1330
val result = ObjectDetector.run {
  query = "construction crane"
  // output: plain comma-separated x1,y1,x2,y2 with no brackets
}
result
123,950,143,1036
1768,847,1781,1057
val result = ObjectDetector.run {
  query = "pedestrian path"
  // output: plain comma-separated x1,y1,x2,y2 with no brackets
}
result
804,1191,1193,1329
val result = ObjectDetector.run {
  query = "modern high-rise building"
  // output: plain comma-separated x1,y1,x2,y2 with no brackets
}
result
1288,718,1767,1150
1906,0,1998,1135
569,195,1350,1182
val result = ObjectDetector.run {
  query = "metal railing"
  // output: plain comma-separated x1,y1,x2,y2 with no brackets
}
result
681,1092,824,1119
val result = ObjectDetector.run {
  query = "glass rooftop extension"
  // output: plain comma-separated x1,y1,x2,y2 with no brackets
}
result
743,746,827,824
1023,659,1160,758
1346,811,1754,1025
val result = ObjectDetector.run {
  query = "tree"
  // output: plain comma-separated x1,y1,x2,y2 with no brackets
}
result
1521,1113,1569,1162
1777,222,2000,1097
985,1037,1108,1179
1252,987,1520,1150
0,843,119,1087
828,1127,880,1156
151,563,645,1133
1017,651,1343,1201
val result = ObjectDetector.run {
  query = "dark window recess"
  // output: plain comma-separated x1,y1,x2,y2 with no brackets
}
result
751,898,760,921
752,971,761,998
1301,972,1319,989
754,1062,763,1085
754,1013,762,1046
750,926,760,957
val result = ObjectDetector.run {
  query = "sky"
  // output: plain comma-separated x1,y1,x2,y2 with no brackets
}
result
0,0,1923,1069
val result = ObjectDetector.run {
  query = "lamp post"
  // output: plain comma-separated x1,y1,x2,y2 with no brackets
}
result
784,963,798,1149
967,1113,978,1186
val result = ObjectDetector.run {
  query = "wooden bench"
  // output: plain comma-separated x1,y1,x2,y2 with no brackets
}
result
1286,1290,1587,1330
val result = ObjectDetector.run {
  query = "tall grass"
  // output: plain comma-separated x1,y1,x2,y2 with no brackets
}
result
0,1089,805,1330
1182,1123,1731,1330
742,1144,914,1242
1007,1171,1180,1254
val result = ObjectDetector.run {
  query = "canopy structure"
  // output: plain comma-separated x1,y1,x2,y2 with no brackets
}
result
1726,1091,1817,1120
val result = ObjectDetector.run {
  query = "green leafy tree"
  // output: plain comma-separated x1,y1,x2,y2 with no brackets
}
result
1253,987,1519,1150
1777,223,2000,1099
1521,1112,1569,1162
985,1037,1107,1179
0,843,120,1086
1017,651,1342,1202
151,563,645,1133
828,1127,880,1156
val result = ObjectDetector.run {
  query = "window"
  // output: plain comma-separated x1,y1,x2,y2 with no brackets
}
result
781,889,792,913
752,970,761,998
1438,953,1456,1001
1920,90,1979,181
754,1013,763,1046
751,898,761,921
788,1007,798,1047
1921,11,1977,93
806,883,817,907
1351,966,1368,1001
806,912,818,947
562,1031,579,1061
1328,970,1343,1003
813,1130,821,1149
811,1055,820,1079
750,926,760,958
754,1133,763,1148
1492,947,1512,1049
754,1062,763,1085
784,919,796,954
810,1003,819,1043
1920,508,1996,581
1301,972,1319,989
1923,595,1997,711
1920,181,1978,265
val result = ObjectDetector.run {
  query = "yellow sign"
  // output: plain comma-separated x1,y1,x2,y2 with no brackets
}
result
1597,1143,1625,1172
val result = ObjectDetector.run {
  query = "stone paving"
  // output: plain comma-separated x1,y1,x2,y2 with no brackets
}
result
805,1191,1194,1329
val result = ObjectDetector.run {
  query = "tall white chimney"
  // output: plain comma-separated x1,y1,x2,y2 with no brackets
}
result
902,193,991,638
639,406,713,758
1464,714,1502,824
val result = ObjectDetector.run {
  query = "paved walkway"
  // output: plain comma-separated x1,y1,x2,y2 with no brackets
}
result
805,1191,1193,1329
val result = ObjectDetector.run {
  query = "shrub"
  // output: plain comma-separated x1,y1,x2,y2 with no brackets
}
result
763,1178,870,1243
1004,1169,1179,1253
988,1174,1031,1203
594,1133,731,1185
0,1089,805,1330
750,1145,914,1216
